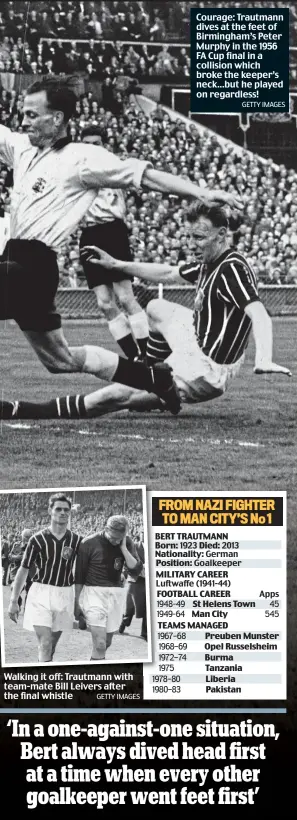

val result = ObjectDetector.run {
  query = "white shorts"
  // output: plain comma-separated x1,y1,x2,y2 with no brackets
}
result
163,303,244,402
23,582,74,632
80,586,126,633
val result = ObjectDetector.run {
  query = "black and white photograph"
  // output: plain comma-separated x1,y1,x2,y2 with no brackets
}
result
0,484,151,666
0,0,295,809
0,1,294,493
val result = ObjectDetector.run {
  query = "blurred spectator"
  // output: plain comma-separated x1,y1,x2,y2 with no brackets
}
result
2,533,11,585
87,11,103,39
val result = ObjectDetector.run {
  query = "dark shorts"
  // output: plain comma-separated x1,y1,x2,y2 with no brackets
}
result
0,239,61,332
79,219,133,288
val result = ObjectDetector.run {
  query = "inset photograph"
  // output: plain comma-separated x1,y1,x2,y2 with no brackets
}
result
0,485,151,666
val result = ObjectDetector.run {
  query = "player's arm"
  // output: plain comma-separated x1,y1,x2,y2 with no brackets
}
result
8,536,37,621
74,585,83,620
244,302,292,376
8,566,29,622
74,540,90,618
219,259,291,377
79,144,243,209
119,536,143,577
81,246,181,284
141,166,243,209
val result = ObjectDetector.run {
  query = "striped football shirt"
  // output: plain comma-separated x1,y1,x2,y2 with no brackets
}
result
0,125,150,252
75,532,143,588
179,248,260,364
21,528,81,587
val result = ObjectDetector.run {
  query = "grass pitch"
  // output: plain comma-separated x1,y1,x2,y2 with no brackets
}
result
0,318,295,492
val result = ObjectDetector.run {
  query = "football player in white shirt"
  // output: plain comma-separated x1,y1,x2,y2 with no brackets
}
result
80,125,149,361
0,77,241,415
2,202,291,425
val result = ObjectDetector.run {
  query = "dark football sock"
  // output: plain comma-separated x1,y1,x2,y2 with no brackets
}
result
136,335,149,358
52,395,87,419
0,400,18,420
112,357,169,393
128,310,149,358
146,331,172,364
116,332,139,360
1,395,87,420
108,313,139,359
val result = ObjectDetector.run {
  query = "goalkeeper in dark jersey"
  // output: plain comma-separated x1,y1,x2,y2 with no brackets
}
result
74,515,143,661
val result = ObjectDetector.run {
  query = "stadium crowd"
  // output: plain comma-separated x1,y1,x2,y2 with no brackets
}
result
0,490,144,557
0,2,296,45
0,81,296,287
0,2,296,80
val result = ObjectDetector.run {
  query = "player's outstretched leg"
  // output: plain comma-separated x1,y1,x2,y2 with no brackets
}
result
0,383,165,421
22,327,181,414
0,366,180,419
0,395,88,420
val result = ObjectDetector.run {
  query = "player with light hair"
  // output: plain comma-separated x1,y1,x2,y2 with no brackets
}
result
74,515,143,660
2,202,291,422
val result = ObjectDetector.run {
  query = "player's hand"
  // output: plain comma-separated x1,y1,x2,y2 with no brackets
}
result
74,601,83,621
254,361,292,377
119,534,127,554
202,190,244,211
8,599,19,622
81,246,117,269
